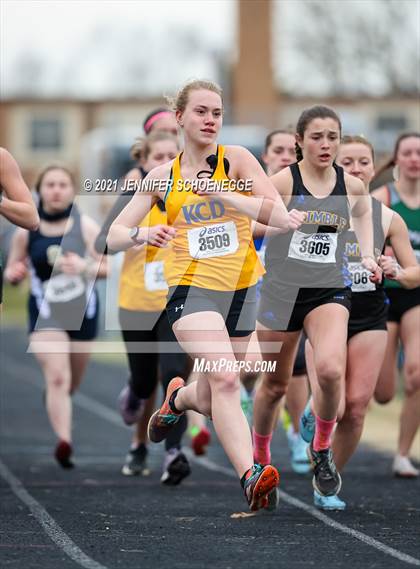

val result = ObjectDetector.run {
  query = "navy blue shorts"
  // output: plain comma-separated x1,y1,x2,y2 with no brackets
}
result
28,293,99,341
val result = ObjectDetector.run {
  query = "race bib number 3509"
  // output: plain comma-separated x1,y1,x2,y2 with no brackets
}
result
288,230,337,264
188,221,239,259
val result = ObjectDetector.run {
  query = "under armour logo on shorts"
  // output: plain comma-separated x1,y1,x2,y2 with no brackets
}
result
174,304,184,312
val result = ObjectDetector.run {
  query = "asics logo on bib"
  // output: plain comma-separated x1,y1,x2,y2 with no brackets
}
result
199,225,227,237
182,200,225,224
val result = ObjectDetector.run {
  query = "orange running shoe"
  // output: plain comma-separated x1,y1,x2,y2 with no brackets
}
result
148,377,185,443
243,464,280,511
191,427,211,456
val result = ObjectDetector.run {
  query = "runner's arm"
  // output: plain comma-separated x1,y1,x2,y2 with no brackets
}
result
81,215,109,279
0,149,39,231
346,176,380,280
107,165,172,251
4,228,29,284
198,147,302,231
94,190,136,255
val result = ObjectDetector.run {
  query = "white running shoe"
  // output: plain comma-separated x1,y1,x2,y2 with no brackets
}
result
392,455,419,478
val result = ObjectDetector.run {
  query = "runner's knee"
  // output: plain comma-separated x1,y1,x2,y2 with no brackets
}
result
316,357,343,387
261,373,287,401
210,370,240,394
404,361,420,396
343,396,369,428
47,369,71,391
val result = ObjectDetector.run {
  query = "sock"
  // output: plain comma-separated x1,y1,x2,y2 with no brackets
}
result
252,428,272,465
168,388,182,414
313,415,336,451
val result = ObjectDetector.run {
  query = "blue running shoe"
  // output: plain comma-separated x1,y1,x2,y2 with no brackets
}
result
314,490,346,511
299,401,315,444
287,427,311,474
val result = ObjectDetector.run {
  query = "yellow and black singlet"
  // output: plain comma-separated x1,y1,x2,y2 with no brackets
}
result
164,145,264,291
119,202,171,312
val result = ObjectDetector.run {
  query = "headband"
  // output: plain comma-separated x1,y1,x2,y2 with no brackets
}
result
144,111,173,134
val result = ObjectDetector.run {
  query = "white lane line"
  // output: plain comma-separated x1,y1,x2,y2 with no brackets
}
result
4,353,420,567
0,459,109,569
184,452,420,568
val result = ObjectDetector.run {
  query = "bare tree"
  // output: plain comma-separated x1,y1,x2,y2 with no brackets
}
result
277,0,420,96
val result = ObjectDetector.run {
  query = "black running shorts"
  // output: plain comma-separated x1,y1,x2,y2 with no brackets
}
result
166,285,257,338
258,287,352,332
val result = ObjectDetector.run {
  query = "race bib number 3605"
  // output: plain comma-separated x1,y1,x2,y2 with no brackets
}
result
188,221,239,259
288,230,337,263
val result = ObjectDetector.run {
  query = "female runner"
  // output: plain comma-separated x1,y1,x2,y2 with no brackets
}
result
96,130,192,484
5,165,107,467
252,106,380,501
372,132,420,477
108,80,304,510
302,135,418,509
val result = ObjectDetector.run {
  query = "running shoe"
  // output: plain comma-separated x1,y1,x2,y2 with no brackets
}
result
392,455,419,478
160,448,191,486
54,440,74,469
240,385,254,424
191,426,211,456
266,487,280,511
243,464,280,511
307,442,342,497
287,427,311,474
118,384,143,426
121,444,150,476
314,490,346,511
299,401,315,444
148,377,185,443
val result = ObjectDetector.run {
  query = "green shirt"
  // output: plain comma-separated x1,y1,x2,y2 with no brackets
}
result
385,183,420,289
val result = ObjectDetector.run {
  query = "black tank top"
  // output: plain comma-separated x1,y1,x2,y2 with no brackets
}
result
28,205,92,306
29,205,85,282
344,197,385,296
263,162,351,298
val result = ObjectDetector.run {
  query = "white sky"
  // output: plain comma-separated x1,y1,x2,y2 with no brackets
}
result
1,0,419,98
1,0,236,96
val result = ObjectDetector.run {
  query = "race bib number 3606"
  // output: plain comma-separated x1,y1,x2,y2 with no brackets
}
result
348,262,375,292
188,221,239,259
288,230,337,263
